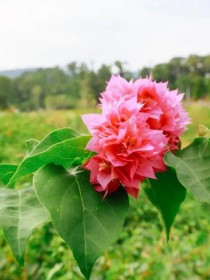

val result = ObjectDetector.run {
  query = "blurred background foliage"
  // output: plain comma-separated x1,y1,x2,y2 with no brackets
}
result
1,54,210,279
1,102,210,279
0,54,210,112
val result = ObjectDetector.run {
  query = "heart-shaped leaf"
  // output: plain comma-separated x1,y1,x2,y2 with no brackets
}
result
165,137,210,203
144,168,186,240
9,128,92,184
34,164,129,279
0,186,49,265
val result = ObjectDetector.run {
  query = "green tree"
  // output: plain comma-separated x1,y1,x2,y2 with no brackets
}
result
140,67,152,77
88,64,112,100
0,76,13,109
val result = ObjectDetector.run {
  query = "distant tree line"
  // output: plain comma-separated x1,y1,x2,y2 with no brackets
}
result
0,54,210,111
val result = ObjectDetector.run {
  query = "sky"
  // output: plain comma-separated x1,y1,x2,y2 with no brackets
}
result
0,0,210,71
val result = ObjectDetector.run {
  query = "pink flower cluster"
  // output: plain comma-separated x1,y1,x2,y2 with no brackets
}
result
82,75,190,199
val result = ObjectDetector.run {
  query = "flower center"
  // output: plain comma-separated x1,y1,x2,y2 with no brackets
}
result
99,161,110,171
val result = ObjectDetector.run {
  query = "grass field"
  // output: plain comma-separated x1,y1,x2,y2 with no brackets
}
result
1,102,210,280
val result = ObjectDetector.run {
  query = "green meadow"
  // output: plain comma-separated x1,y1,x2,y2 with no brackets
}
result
1,101,210,280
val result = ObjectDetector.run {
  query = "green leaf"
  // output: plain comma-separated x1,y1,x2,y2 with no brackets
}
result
29,127,79,156
34,164,129,279
25,127,78,155
0,186,49,265
9,128,92,184
25,138,40,153
144,168,186,240
0,164,18,186
165,137,210,203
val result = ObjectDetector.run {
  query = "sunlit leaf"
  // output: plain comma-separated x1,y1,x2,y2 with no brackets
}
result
9,128,92,184
29,127,78,156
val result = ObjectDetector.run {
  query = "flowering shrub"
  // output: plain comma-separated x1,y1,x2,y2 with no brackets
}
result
0,75,210,280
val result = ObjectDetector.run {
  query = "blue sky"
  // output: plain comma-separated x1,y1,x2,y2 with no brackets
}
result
0,0,210,71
